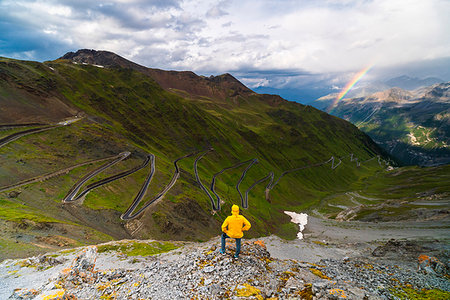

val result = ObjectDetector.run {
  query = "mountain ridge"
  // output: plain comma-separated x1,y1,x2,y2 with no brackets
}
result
60,49,255,101
312,83,450,166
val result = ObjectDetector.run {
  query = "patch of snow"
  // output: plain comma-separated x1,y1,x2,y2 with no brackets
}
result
93,64,104,68
284,211,308,239
48,66,55,71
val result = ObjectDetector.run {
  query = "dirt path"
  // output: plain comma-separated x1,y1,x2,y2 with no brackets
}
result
259,216,450,264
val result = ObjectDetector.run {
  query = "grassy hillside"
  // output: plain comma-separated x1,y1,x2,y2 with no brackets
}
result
0,54,419,259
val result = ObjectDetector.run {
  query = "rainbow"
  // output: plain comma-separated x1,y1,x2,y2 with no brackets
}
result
328,64,373,111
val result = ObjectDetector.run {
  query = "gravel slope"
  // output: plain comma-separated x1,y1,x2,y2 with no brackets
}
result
1,217,449,299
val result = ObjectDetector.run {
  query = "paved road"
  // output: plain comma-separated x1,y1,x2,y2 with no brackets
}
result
243,171,273,208
194,150,262,211
0,117,81,149
235,159,258,208
0,123,47,130
193,149,217,210
0,125,62,149
0,155,122,192
63,152,131,203
209,158,258,211
67,154,152,202
121,150,201,220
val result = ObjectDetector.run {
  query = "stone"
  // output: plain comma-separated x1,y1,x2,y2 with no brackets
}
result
312,281,328,294
203,266,214,273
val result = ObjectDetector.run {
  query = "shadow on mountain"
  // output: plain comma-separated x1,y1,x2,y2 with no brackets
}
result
383,141,450,166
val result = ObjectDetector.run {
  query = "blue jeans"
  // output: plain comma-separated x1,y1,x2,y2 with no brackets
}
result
221,233,241,257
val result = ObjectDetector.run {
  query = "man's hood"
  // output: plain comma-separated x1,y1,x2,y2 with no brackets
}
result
231,204,239,216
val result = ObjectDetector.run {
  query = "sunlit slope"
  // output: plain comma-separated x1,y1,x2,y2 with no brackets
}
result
0,55,387,254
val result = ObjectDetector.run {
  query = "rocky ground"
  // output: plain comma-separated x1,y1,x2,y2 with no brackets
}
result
1,216,449,299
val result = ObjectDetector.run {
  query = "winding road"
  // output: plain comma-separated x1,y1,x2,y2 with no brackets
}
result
67,154,152,203
210,158,259,211
0,154,126,193
193,148,218,210
235,158,258,208
0,125,62,149
2,116,389,215
243,171,274,208
62,152,131,203
194,150,259,211
121,150,201,220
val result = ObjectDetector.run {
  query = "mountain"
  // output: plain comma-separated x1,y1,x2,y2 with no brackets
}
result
315,84,450,166
61,49,254,101
309,75,446,110
1,50,448,260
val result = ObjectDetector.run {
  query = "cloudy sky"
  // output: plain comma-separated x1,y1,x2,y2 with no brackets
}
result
1,0,449,101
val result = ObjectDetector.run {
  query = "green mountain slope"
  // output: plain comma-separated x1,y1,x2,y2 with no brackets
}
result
317,85,450,166
0,51,397,258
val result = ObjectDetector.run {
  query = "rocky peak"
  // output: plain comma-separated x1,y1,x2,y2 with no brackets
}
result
60,49,145,71
420,82,450,102
369,87,414,103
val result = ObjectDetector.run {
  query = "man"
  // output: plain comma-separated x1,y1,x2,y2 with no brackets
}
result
220,204,251,258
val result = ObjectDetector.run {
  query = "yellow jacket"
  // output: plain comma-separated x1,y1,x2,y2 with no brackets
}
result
221,205,251,239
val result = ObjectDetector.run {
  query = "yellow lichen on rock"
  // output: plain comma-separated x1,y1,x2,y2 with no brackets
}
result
235,283,263,299
309,268,331,280
39,289,65,300
329,288,347,298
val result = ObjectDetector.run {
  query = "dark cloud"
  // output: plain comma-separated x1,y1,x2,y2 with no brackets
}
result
372,57,450,81
236,68,313,78
0,9,74,61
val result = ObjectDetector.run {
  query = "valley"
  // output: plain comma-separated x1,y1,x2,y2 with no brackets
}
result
0,51,448,270
313,84,450,166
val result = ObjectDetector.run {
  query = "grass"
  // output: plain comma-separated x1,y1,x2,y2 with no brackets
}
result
391,287,450,300
97,241,180,256
0,197,63,223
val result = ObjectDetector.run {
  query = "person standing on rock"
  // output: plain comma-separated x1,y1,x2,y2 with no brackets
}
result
220,204,251,258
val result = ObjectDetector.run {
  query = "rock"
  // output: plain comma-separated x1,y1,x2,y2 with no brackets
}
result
203,265,214,273
418,254,447,276
347,287,366,299
8,191,21,198
9,288,39,299
372,239,427,257
285,277,302,291
327,288,348,299
5,238,448,300
312,280,328,294
57,246,98,288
